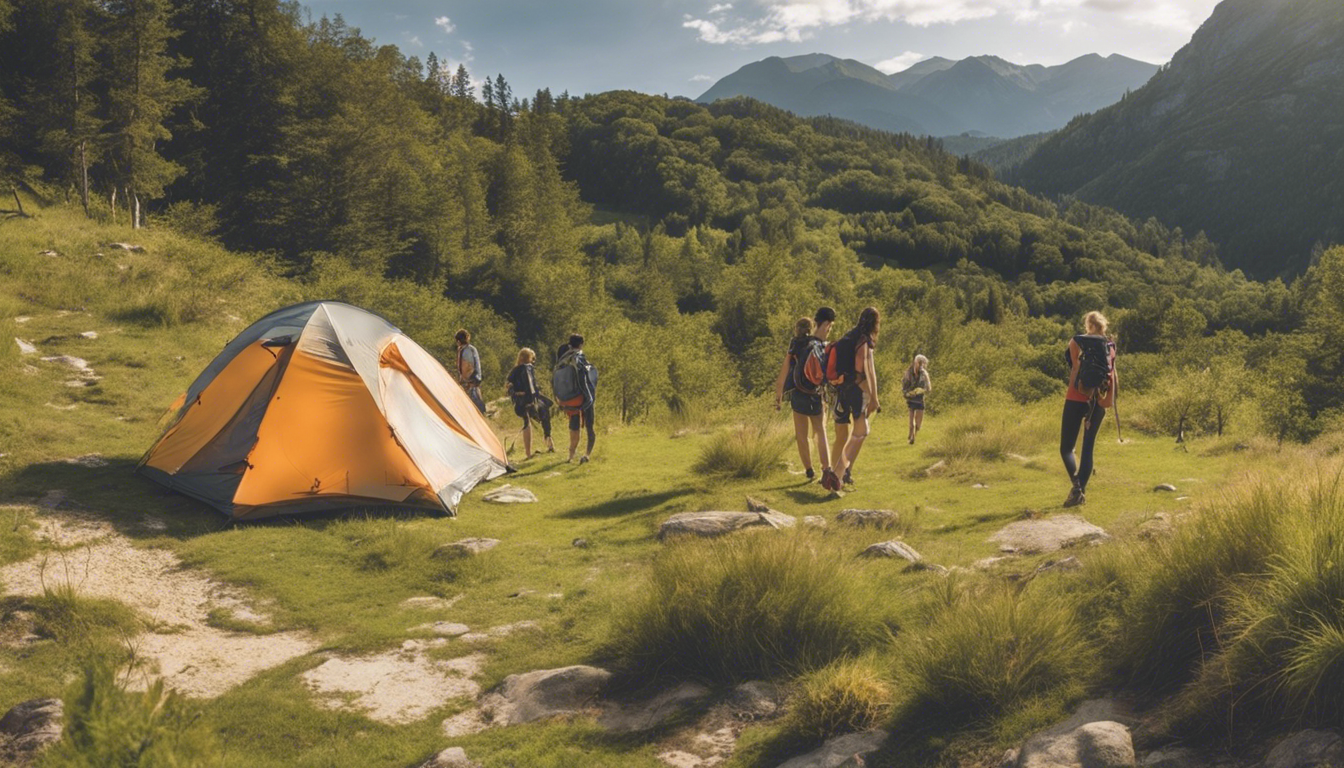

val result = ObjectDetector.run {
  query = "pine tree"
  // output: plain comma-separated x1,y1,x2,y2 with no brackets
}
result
101,0,199,228
449,64,471,100
424,51,440,90
40,0,104,215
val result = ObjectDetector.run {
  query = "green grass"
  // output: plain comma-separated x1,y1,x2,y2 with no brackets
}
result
0,200,1301,766
783,656,894,744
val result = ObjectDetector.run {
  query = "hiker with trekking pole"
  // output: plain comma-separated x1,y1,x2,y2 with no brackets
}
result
1060,311,1119,508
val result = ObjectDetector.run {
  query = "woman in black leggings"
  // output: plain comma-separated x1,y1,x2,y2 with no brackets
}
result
1060,311,1117,508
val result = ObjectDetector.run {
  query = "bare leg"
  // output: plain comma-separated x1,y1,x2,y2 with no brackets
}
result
792,411,812,471
837,414,870,478
915,410,924,434
908,409,916,442
569,429,580,462
522,423,533,458
831,422,849,472
809,413,831,470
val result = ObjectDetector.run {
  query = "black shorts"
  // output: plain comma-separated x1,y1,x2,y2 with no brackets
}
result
790,390,823,417
833,385,867,425
569,405,593,432
906,398,924,412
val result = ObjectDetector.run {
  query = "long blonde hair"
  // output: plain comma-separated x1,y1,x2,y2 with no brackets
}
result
1084,311,1109,337
516,347,536,366
905,354,928,384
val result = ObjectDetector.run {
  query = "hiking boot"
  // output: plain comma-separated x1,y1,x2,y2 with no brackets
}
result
1063,485,1086,508
579,455,590,465
819,469,838,492
805,468,816,481
842,471,854,488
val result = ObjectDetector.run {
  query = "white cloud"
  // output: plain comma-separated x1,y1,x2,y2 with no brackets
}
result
408,35,423,47
709,2,734,12
434,15,455,34
689,73,715,82
683,0,1214,45
873,50,926,73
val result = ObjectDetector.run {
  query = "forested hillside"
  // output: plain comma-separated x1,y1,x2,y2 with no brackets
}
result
1013,0,1344,278
2,0,1343,440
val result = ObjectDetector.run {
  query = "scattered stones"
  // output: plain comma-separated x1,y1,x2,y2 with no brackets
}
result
599,681,712,733
478,665,611,726
482,484,537,504
836,509,899,530
860,540,922,563
776,730,889,768
79,331,98,339
14,338,36,355
418,746,482,768
61,454,108,468
1263,730,1343,768
802,515,828,529
1154,484,1178,493
729,680,784,720
41,354,92,372
401,595,464,611
433,538,500,560
991,515,1111,554
571,537,590,548
413,622,471,638
106,242,145,252
0,698,63,766
460,621,539,643
303,650,484,725
658,511,797,540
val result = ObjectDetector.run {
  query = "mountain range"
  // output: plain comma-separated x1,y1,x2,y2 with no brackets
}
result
695,52,1159,139
1013,0,1344,277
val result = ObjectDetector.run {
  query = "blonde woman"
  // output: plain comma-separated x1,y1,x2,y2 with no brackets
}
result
902,354,931,445
506,348,554,460
1060,311,1117,507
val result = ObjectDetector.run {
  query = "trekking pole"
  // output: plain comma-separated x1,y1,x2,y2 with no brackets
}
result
1113,396,1124,443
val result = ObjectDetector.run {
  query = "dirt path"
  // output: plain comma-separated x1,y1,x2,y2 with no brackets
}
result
0,507,319,698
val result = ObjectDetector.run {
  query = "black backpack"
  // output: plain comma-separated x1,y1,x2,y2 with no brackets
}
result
825,329,861,386
1073,335,1113,398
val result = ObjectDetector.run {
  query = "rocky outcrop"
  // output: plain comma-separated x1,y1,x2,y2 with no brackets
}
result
1263,731,1343,768
776,730,889,768
479,665,611,726
1011,700,1137,768
658,511,797,540
991,515,1110,554
598,682,711,733
0,698,64,767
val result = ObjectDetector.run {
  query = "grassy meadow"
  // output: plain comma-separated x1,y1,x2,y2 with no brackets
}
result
2,202,1338,767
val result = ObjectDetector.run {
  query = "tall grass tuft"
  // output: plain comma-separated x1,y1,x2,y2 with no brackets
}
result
609,534,886,683
693,422,791,479
43,660,222,767
927,406,1052,464
896,581,1094,727
784,656,893,744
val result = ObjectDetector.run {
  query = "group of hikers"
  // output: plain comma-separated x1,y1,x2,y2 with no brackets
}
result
453,329,599,465
453,304,1118,507
773,305,1117,506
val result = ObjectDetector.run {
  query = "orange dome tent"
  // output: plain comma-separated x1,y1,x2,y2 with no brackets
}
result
138,302,509,520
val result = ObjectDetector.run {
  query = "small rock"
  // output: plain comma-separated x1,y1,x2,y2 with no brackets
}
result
45,403,77,411
79,331,98,339
0,698,64,763
414,622,470,638
1175,496,1191,502
419,746,482,768
925,460,948,476
991,515,1110,555
478,665,611,726
906,562,950,575
107,242,145,252
729,680,784,720
802,515,828,529
745,496,775,513
860,540,922,563
14,316,31,324
508,589,535,599
973,483,991,489
599,681,712,733
1140,747,1206,768
432,538,500,559
1154,484,1177,493
658,510,796,540
836,509,899,530
1263,730,1343,768
776,730,889,768
482,484,537,504
571,538,590,549
38,250,59,257
1033,557,1082,576
461,621,539,643
14,338,36,355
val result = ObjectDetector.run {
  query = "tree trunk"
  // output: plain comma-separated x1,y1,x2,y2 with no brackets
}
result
11,187,25,217
1176,414,1185,443
110,186,117,223
132,190,141,229
79,140,89,216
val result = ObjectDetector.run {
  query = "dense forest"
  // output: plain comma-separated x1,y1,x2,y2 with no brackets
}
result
1,0,1342,440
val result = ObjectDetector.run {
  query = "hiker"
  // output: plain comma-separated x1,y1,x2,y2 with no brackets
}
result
553,334,597,464
1060,311,1118,508
831,307,881,490
455,329,486,414
774,307,838,490
507,347,554,460
902,354,931,445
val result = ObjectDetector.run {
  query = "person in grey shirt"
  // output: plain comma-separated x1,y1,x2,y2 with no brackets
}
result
455,329,486,414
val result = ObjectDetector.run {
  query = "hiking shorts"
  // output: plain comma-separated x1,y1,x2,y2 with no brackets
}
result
569,405,594,433
833,385,867,425
906,397,925,412
790,390,823,417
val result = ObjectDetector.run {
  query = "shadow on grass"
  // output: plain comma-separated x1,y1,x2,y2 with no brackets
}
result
782,488,836,506
557,488,696,519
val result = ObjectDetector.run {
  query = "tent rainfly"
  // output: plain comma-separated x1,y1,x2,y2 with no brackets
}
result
138,301,509,520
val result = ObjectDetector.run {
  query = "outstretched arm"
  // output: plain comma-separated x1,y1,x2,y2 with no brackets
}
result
774,352,791,410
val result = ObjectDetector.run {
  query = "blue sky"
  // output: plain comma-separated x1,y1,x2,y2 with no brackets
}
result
302,0,1222,99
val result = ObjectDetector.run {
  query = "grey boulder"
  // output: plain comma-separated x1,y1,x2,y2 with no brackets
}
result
479,665,611,726
598,681,711,733
860,540,922,563
1018,716,1135,768
433,538,500,559
0,698,64,766
658,511,796,540
1263,731,1343,768
836,509,900,530
776,730,889,768
482,484,537,503
991,515,1110,554
418,746,482,768
729,680,785,720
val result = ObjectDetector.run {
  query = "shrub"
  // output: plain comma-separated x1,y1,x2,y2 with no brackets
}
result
693,422,790,479
609,534,885,682
897,582,1094,726
42,660,222,768
784,657,893,744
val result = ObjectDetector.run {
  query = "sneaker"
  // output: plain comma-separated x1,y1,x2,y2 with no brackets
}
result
1063,485,1086,508
805,468,816,481
842,471,854,488
579,455,590,465
820,469,839,492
